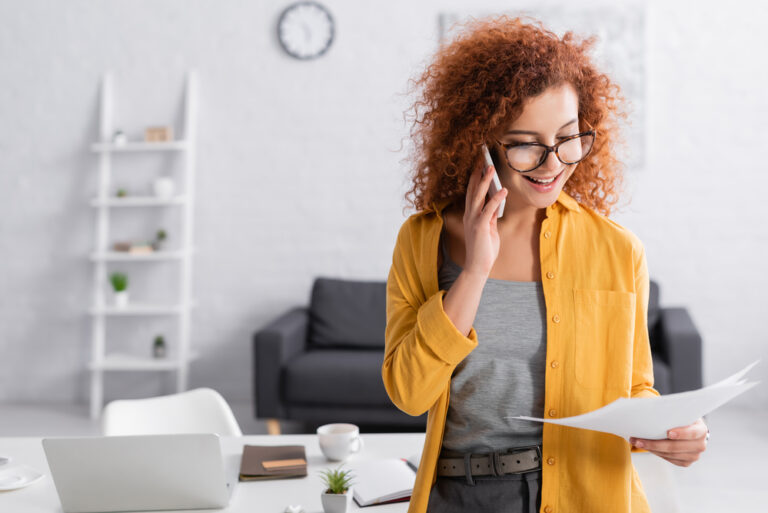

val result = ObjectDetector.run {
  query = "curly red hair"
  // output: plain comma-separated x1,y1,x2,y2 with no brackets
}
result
402,15,628,217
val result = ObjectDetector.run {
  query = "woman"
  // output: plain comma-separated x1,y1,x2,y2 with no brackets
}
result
382,15,708,513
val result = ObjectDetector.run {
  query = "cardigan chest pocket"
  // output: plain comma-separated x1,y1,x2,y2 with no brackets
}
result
572,288,636,390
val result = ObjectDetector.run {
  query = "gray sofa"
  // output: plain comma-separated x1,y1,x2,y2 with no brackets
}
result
254,277,702,433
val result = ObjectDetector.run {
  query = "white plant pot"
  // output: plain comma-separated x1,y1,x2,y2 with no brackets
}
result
113,291,129,309
320,488,353,513
152,177,175,199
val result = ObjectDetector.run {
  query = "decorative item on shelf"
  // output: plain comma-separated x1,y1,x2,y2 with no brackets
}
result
144,126,173,142
153,335,167,358
152,177,175,199
109,272,129,308
112,130,127,146
129,243,154,255
151,229,167,251
318,466,355,513
113,242,132,252
116,188,128,198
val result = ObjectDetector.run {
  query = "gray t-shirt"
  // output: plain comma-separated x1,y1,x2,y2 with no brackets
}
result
438,228,547,454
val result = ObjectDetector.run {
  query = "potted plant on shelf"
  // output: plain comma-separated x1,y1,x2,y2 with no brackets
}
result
153,335,166,358
112,130,127,146
109,272,129,308
152,229,167,251
318,466,355,513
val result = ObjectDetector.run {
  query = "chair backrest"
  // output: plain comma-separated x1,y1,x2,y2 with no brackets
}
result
102,388,243,437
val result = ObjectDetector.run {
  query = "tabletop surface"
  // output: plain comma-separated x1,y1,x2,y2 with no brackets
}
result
0,433,679,513
0,433,426,513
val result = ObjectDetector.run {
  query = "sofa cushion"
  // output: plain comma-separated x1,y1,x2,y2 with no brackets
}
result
308,277,387,348
651,353,671,395
648,280,660,328
284,350,392,407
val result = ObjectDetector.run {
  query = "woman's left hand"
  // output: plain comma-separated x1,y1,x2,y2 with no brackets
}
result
630,417,709,467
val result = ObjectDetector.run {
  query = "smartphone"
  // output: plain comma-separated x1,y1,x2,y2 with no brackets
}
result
481,144,505,218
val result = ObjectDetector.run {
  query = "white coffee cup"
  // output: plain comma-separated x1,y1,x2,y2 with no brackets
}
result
317,423,364,461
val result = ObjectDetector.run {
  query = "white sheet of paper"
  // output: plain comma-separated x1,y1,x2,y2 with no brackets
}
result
508,360,760,441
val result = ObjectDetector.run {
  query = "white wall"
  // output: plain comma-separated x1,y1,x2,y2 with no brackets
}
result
0,0,765,408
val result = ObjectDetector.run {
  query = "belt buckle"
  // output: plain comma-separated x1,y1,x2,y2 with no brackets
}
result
505,444,542,474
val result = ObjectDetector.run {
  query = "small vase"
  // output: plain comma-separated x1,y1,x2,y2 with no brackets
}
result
152,177,175,199
113,130,127,146
320,488,353,513
114,291,129,309
153,341,166,358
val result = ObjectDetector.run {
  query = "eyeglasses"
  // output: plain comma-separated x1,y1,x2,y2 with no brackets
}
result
492,124,596,173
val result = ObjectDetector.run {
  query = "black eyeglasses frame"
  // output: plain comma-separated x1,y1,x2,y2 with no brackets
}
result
491,123,597,174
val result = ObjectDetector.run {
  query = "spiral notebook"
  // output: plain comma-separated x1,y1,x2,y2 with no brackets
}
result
349,455,419,507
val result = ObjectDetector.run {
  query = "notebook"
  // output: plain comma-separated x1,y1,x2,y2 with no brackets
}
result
239,445,307,481
349,455,419,507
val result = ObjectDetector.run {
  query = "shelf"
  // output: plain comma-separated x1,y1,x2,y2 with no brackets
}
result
90,250,191,262
91,140,189,152
88,70,198,419
89,353,199,371
90,196,187,207
89,304,190,316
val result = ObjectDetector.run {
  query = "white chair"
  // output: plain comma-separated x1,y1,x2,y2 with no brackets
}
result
102,388,243,436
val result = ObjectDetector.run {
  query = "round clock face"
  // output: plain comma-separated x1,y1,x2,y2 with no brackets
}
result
277,1,335,60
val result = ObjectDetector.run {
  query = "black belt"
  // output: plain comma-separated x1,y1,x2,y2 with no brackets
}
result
436,446,542,478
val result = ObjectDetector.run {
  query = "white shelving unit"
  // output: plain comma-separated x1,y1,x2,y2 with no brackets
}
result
88,71,198,419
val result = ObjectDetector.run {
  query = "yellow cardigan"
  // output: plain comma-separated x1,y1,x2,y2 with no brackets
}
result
382,190,659,513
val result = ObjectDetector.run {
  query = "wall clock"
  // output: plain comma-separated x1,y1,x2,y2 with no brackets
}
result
277,2,335,60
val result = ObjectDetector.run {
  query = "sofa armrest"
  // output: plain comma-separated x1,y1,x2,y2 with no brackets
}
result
656,307,703,393
254,307,309,419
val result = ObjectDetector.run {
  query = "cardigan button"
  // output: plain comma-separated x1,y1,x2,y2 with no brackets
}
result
543,231,551,239
552,314,560,323
544,507,553,513
546,271,555,279
547,457,556,465
548,409,558,417
550,360,559,368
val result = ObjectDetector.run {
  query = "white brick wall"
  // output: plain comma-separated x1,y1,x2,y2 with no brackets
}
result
0,0,765,409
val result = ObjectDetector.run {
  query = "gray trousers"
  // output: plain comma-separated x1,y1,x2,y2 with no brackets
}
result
426,468,542,513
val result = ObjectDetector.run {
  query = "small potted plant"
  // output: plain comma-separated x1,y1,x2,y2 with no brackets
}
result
153,335,167,358
112,130,127,146
152,229,167,251
109,272,129,308
318,466,355,513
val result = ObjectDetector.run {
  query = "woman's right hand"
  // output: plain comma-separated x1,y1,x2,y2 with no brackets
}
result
462,161,508,277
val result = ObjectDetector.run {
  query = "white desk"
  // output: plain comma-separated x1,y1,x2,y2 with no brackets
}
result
0,433,679,513
0,434,425,513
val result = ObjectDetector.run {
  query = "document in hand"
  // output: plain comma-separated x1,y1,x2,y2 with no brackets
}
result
508,360,760,441
348,457,418,507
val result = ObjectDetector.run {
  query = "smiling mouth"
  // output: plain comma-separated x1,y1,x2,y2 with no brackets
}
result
523,169,564,185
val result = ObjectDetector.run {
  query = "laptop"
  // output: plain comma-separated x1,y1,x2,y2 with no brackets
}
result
42,433,237,513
